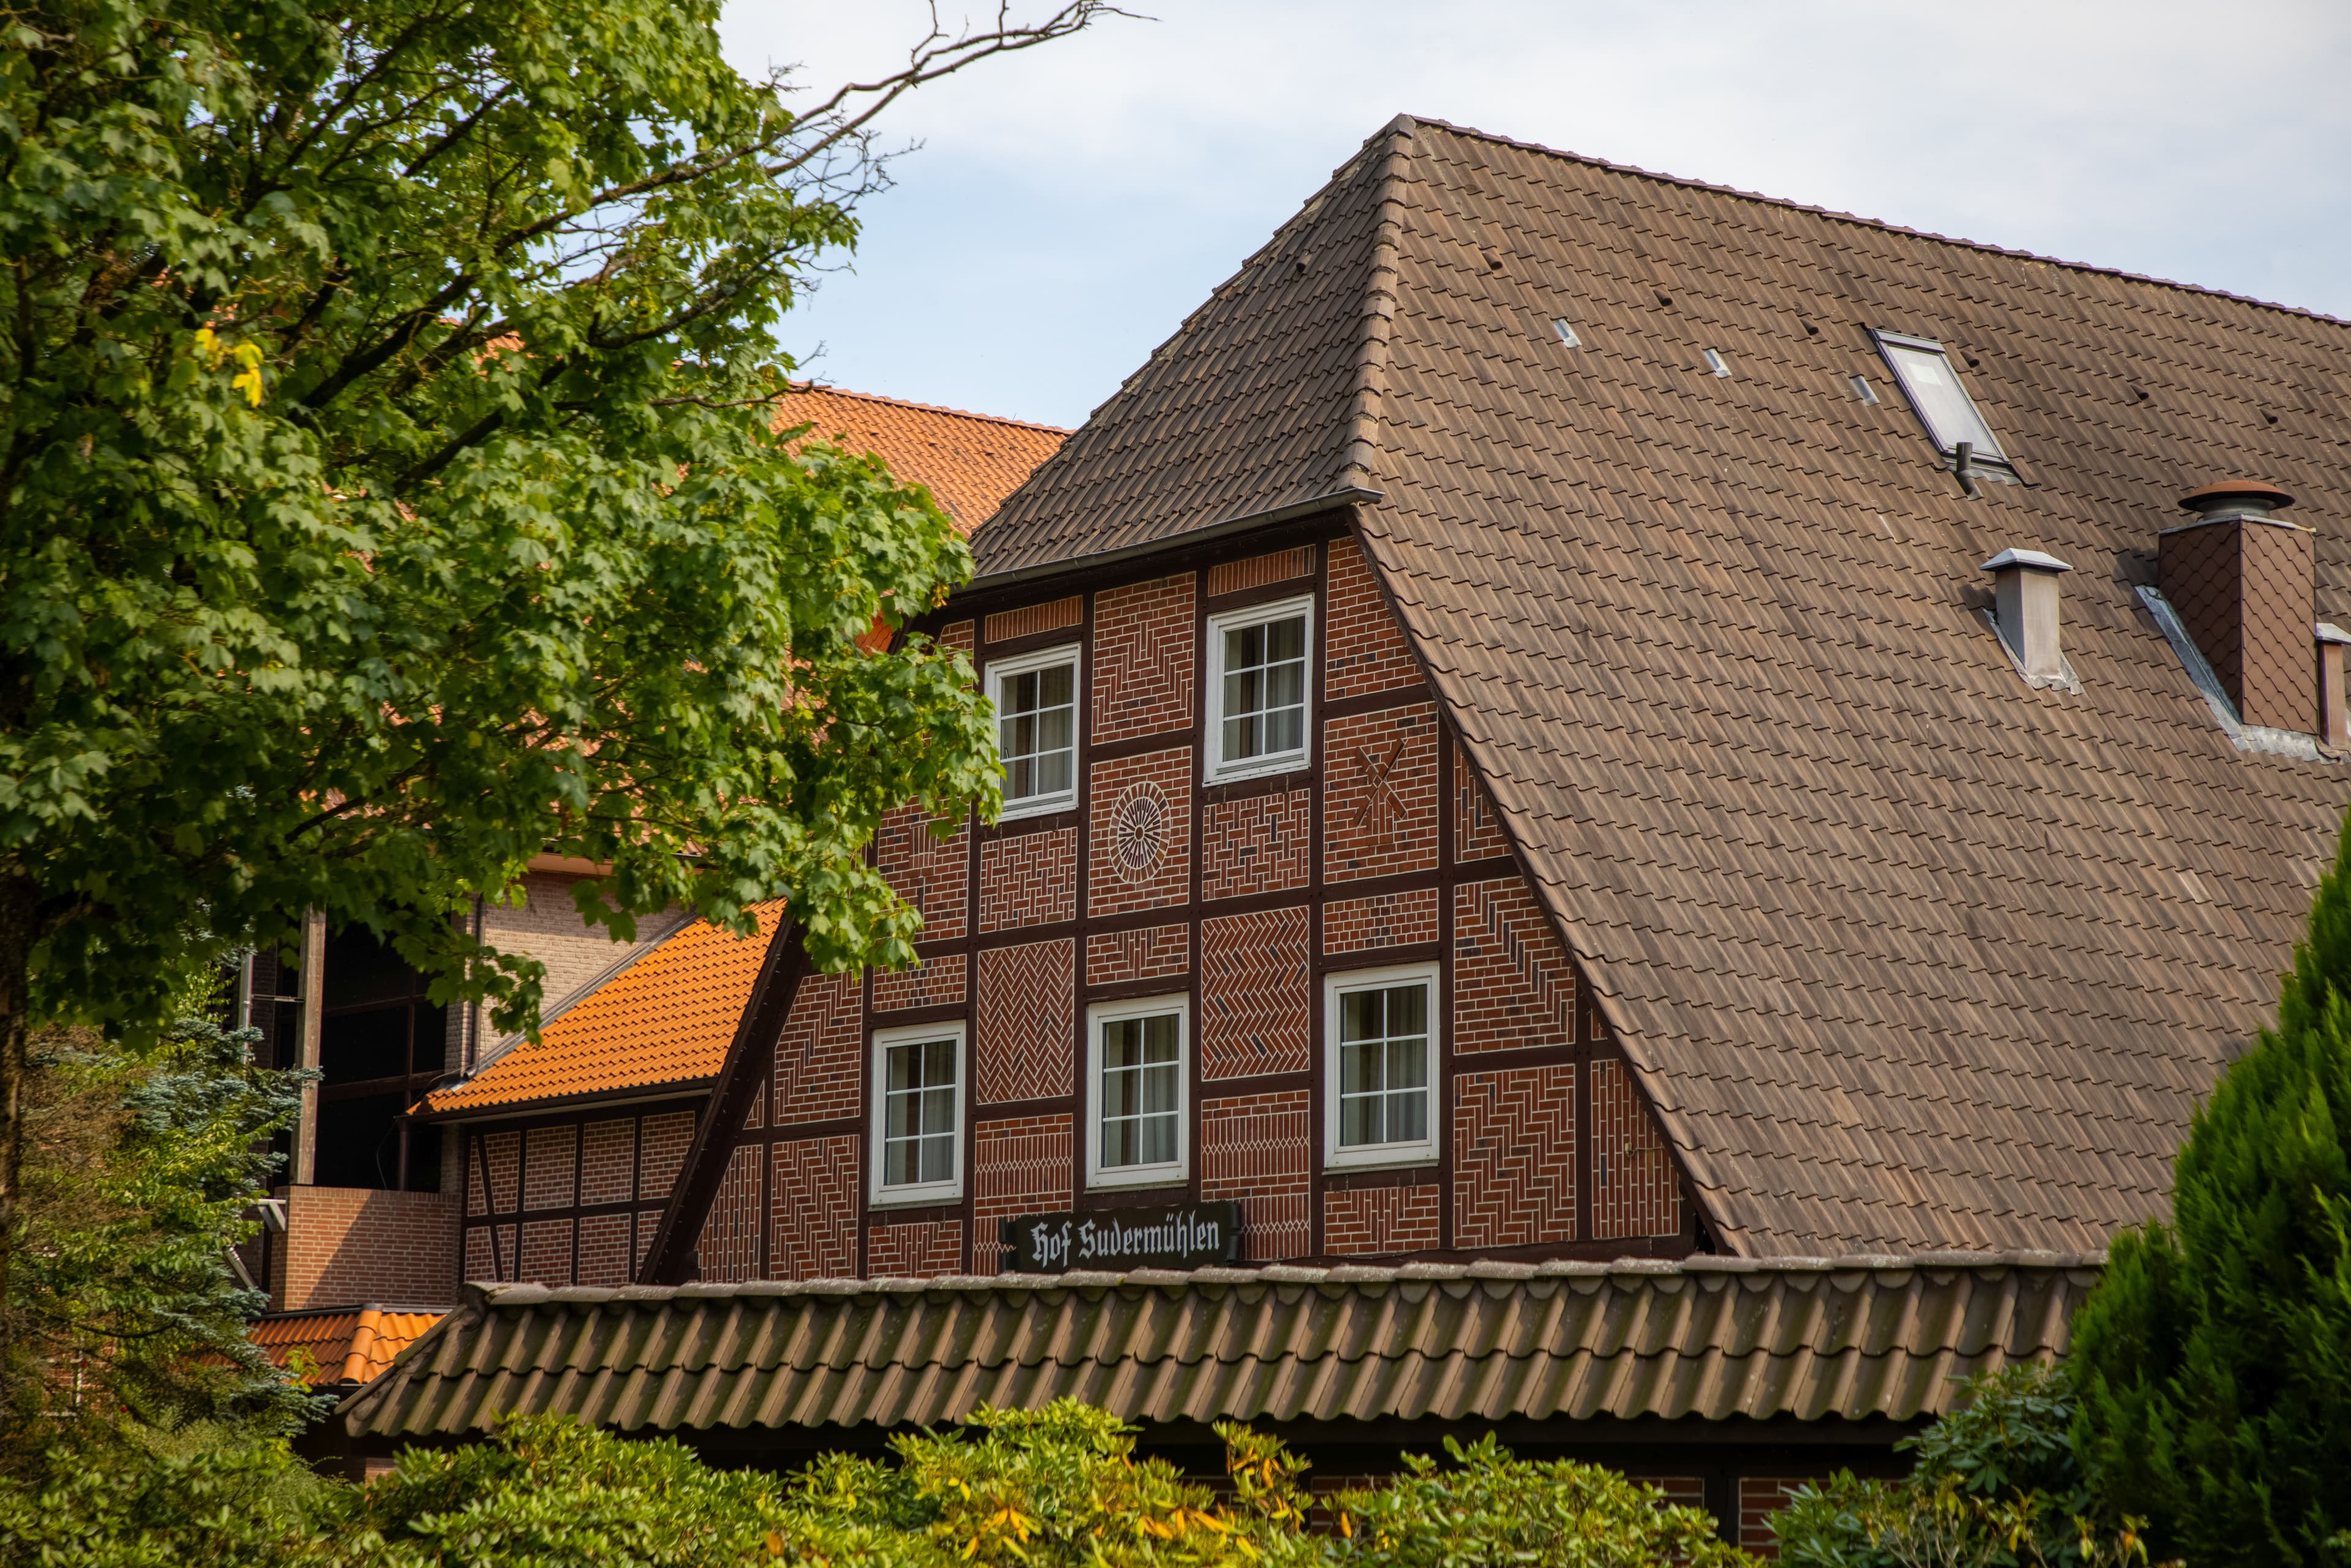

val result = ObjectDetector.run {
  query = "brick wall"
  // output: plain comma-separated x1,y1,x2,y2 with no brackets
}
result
984,595,1082,644
1200,789,1313,900
1199,1090,1311,1260
877,805,970,943
577,1210,633,1287
1592,1059,1685,1239
771,1135,860,1279
278,1185,460,1309
1739,1478,1813,1558
1089,748,1194,915
774,970,861,1123
1322,703,1439,883
457,1102,706,1291
480,870,667,1019
519,1218,571,1285
869,1218,966,1277
1207,544,1316,598
639,1109,696,1199
523,1124,576,1210
976,938,1075,1105
1453,877,1578,1054
1199,907,1311,1079
873,951,969,1014
978,828,1078,931
476,1130,519,1215
1093,576,1196,743
973,1114,1074,1272
1324,1184,1441,1256
1086,923,1190,986
697,1143,764,1283
1453,741,1513,863
1322,887,1439,955
1324,536,1422,699
1453,1065,1578,1248
582,1118,635,1204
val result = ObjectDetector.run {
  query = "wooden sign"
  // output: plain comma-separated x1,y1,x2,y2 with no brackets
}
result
1000,1201,1242,1274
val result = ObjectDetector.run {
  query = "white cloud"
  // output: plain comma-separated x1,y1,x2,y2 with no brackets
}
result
720,0,2351,427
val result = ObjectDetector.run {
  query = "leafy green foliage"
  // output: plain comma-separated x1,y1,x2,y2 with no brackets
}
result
0,1425,345,1568
1773,1366,2149,1568
2068,814,2351,1567
4,1016,321,1455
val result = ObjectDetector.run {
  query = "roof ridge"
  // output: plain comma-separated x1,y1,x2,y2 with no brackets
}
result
1403,113,2351,332
1338,119,1415,492
784,381,1070,436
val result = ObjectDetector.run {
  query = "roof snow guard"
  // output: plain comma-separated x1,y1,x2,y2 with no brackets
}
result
962,115,2351,1259
339,1253,2098,1440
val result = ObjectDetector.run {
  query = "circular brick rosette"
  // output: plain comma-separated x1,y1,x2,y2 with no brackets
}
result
1112,781,1169,882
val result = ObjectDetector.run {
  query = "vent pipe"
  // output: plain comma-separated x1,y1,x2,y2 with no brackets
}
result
2159,481,2313,732
1979,548,2074,685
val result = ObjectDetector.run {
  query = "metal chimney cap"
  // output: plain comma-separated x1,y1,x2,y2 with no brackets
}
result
2179,480,2294,514
1979,548,2074,573
2318,623,2351,647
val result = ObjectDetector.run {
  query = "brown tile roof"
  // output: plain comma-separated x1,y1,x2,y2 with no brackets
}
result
781,384,1067,533
422,904,785,1115
250,1306,446,1387
337,1253,2095,1439
967,116,2351,1256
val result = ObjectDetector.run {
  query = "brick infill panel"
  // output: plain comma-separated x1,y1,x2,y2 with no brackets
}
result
1201,789,1312,901
984,596,1082,644
1207,544,1316,598
868,1217,966,1278
1324,1184,1441,1256
774,968,862,1123
873,951,970,1013
978,828,1078,932
1086,923,1190,986
1322,887,1440,954
972,1113,1075,1273
1199,906,1311,1079
1453,740,1513,863
1324,535,1422,700
769,1134,858,1281
1452,876,1578,1054
1087,748,1193,915
1453,1064,1578,1249
1322,703,1438,884
1199,1089,1311,1261
976,938,1075,1105
1093,575,1196,745
877,804,970,943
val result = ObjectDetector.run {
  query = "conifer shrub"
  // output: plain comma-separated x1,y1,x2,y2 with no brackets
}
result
2067,818,2351,1566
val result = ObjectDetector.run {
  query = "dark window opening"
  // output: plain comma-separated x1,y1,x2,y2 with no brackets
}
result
314,926,449,1191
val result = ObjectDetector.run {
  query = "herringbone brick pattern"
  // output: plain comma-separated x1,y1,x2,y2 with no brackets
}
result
1322,703,1438,883
697,1143,764,1283
1453,741,1513,863
519,1218,572,1286
877,803,970,943
977,938,1075,1105
1093,576,1196,743
770,1135,859,1280
1199,1089,1311,1259
577,1212,632,1288
581,1118,635,1205
523,1124,577,1211
1453,877,1578,1053
979,828,1079,932
1453,1065,1578,1248
973,1113,1074,1271
873,951,969,1014
1200,906,1311,1079
1207,544,1316,598
1592,1059,1685,1239
638,1110,696,1200
984,595,1082,644
868,1218,966,1278
774,970,862,1124
1201,789,1312,900
1325,1184,1441,1256
1088,748,1193,913
1324,535,1422,699
1323,887,1440,954
1086,923,1190,986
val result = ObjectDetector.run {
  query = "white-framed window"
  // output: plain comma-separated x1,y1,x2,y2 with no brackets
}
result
988,643,1081,819
1323,963,1440,1171
869,1021,964,1206
1086,994,1189,1190
1205,594,1314,782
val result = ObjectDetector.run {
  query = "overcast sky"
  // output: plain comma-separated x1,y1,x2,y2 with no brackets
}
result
719,1,2351,431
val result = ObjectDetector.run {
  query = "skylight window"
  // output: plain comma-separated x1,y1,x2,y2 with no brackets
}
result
1703,348,1730,378
1551,318,1581,347
1873,331,2012,471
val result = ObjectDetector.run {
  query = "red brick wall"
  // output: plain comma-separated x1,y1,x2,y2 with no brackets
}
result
1739,1478,1813,1558
976,938,1074,1105
581,1118,635,1205
984,595,1082,644
1200,789,1313,901
1324,536,1422,699
771,1135,860,1280
873,951,969,1014
1453,741,1513,863
1093,575,1196,744
940,620,974,653
1086,923,1190,986
519,1218,572,1285
476,1130,519,1215
774,970,861,1123
1322,703,1439,883
1592,1059,1685,1240
877,805,970,943
1453,1065,1578,1248
1089,748,1193,914
279,1185,460,1309
978,828,1078,931
1324,1184,1442,1256
697,1143,764,1283
973,1114,1074,1272
1322,887,1439,955
1453,877,1578,1054
869,1218,966,1277
523,1124,576,1210
1207,544,1316,599
1199,906,1311,1079
1199,1089,1311,1260
577,1210,632,1287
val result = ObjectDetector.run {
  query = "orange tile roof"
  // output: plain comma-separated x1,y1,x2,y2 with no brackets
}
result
422,903,784,1114
249,1307,445,1386
779,384,1065,533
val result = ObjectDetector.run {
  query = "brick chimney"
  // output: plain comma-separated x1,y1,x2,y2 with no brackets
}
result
2160,481,2314,731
